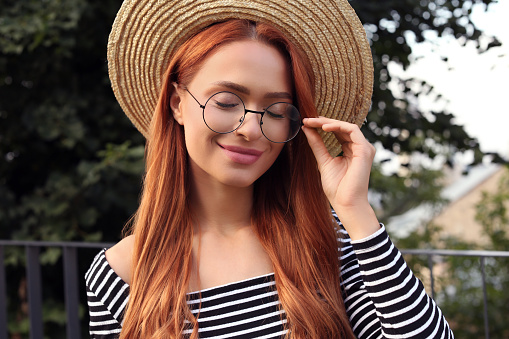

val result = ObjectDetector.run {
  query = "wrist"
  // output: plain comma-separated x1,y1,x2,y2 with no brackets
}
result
333,202,380,241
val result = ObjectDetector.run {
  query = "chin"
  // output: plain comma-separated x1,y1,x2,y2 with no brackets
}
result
221,175,258,188
216,164,272,189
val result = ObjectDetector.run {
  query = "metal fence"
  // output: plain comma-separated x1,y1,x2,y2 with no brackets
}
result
400,248,509,339
0,240,113,339
1,241,508,339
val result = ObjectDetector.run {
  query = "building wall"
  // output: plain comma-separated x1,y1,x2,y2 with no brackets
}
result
433,168,505,245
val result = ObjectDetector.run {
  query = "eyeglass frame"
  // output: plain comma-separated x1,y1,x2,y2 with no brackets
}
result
183,88,302,143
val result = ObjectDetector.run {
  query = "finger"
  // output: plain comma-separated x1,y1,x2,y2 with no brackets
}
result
304,118,364,145
301,125,332,165
303,116,355,126
323,122,365,143
303,118,357,135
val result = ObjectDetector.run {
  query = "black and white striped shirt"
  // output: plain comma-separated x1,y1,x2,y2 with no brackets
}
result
85,222,454,338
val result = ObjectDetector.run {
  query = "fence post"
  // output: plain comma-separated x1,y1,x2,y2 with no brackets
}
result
0,246,8,339
427,254,435,300
26,246,44,339
63,246,81,339
480,257,490,339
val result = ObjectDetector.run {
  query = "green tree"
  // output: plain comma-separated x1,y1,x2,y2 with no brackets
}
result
351,0,505,219
1,1,143,337
0,0,503,337
353,0,502,163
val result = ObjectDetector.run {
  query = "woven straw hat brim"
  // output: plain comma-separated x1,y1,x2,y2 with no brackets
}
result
108,0,373,156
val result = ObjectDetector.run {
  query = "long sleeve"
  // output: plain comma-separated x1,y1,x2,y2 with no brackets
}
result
336,214,454,338
85,222,454,338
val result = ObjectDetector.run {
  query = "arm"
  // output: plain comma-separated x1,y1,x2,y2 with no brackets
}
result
302,119,453,338
337,215,454,338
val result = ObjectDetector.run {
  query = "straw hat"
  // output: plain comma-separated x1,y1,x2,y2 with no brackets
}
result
108,0,373,156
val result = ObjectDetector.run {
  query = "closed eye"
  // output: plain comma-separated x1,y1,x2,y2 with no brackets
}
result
266,110,285,119
214,100,238,109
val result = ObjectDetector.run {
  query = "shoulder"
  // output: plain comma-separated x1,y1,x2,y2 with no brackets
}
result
105,234,135,285
85,240,132,337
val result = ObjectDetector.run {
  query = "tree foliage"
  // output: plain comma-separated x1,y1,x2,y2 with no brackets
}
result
1,1,144,337
0,0,502,337
352,0,501,165
351,0,505,220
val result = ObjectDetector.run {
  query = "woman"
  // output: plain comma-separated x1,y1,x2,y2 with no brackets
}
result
86,1,454,338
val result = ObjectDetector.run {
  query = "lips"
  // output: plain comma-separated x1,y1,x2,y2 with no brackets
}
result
219,144,263,165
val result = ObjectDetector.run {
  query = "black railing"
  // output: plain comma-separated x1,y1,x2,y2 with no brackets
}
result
1,241,508,339
400,248,509,339
0,240,113,339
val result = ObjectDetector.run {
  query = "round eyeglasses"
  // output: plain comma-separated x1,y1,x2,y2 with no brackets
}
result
185,89,301,143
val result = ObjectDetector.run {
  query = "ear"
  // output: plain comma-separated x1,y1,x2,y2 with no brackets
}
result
170,82,184,125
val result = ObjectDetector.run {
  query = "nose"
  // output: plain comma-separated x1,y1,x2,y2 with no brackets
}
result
235,113,263,141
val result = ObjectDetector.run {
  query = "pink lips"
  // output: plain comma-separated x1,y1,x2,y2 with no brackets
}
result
220,144,263,165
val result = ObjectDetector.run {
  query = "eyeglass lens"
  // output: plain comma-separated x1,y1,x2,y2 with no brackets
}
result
203,91,301,143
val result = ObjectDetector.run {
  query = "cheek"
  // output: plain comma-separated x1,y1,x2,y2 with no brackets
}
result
262,144,285,171
183,124,210,157
181,107,210,143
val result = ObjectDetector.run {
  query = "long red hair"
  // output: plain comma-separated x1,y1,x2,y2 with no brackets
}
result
120,20,355,339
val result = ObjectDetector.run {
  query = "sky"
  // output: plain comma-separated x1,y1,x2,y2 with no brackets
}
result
388,1,509,158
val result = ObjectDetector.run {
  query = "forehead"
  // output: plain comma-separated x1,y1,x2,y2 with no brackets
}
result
189,40,293,95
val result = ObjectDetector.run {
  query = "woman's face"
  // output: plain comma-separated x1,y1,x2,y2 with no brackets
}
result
171,40,292,188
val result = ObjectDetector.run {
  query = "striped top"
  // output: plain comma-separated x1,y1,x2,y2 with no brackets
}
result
85,221,454,338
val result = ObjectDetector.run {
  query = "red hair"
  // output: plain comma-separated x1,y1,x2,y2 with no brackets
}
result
120,20,355,339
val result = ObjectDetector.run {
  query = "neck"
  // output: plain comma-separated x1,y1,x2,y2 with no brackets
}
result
189,169,255,236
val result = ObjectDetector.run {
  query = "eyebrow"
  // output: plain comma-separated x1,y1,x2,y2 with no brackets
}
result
211,81,293,100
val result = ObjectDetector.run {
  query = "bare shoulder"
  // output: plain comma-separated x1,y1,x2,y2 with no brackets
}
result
105,234,135,285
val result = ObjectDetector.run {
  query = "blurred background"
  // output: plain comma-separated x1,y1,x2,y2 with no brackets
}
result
1,0,508,338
